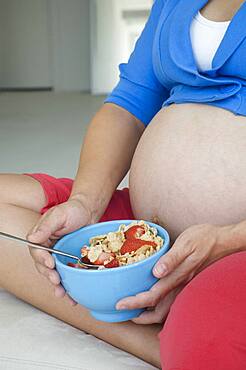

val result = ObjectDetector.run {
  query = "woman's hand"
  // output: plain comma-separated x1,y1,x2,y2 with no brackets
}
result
116,223,222,324
132,285,184,324
27,196,93,305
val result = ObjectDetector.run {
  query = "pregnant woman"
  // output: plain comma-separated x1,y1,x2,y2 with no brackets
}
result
1,0,246,369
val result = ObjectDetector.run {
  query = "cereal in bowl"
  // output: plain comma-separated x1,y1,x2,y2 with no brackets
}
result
68,221,164,269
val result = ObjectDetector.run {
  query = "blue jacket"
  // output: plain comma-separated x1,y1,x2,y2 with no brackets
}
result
105,0,246,126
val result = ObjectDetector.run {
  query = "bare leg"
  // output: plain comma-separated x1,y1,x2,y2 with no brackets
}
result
0,174,161,368
0,173,46,211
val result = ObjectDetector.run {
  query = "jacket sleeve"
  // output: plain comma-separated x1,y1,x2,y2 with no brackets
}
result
104,0,169,126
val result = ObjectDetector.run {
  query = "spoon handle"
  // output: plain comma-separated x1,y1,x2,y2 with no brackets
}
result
0,231,80,262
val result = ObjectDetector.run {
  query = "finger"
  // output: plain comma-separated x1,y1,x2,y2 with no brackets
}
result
54,286,77,306
116,290,159,310
151,256,200,297
66,294,78,306
35,263,60,285
117,257,197,311
132,301,169,325
132,310,157,325
49,235,61,242
132,300,168,325
55,285,77,305
116,275,176,310
54,285,66,298
27,208,66,244
116,278,171,310
132,286,182,325
35,258,76,306
29,247,55,269
153,239,193,278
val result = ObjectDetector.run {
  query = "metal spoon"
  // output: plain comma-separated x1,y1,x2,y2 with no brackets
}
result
0,231,99,270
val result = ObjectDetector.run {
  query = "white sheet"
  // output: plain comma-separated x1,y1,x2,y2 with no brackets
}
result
0,289,158,370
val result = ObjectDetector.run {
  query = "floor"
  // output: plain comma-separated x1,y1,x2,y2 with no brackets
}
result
0,288,157,370
0,91,128,186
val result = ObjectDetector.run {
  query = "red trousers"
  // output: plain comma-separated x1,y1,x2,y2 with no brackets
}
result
26,173,246,370
159,252,246,370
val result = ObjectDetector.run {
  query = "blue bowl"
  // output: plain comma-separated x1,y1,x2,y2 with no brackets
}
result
54,220,170,323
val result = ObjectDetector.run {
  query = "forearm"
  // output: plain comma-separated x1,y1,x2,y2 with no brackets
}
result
216,220,246,256
70,103,145,222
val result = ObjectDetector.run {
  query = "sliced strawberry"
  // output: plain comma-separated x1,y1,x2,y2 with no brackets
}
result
68,262,88,269
104,258,119,269
94,252,115,265
67,262,78,268
120,239,157,255
125,225,145,239
81,255,91,264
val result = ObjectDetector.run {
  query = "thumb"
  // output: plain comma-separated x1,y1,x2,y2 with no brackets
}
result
27,208,66,244
152,256,169,279
153,247,185,279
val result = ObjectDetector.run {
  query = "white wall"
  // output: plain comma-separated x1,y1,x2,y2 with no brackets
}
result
0,5,3,86
90,0,151,94
0,0,52,88
0,0,90,91
90,0,119,94
50,0,90,91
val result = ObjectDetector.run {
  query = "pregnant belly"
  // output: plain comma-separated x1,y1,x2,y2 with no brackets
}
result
129,103,246,241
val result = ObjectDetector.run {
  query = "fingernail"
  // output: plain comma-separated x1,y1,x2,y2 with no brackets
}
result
45,260,52,268
116,304,127,310
154,264,168,277
49,273,57,284
54,289,61,298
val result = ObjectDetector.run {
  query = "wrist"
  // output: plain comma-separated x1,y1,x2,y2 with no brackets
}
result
69,192,102,224
69,188,112,224
215,221,246,257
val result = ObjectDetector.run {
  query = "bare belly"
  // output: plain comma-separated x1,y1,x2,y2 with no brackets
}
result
129,103,246,241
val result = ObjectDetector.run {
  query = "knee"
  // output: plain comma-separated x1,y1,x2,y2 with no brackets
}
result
159,252,246,370
0,174,16,203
